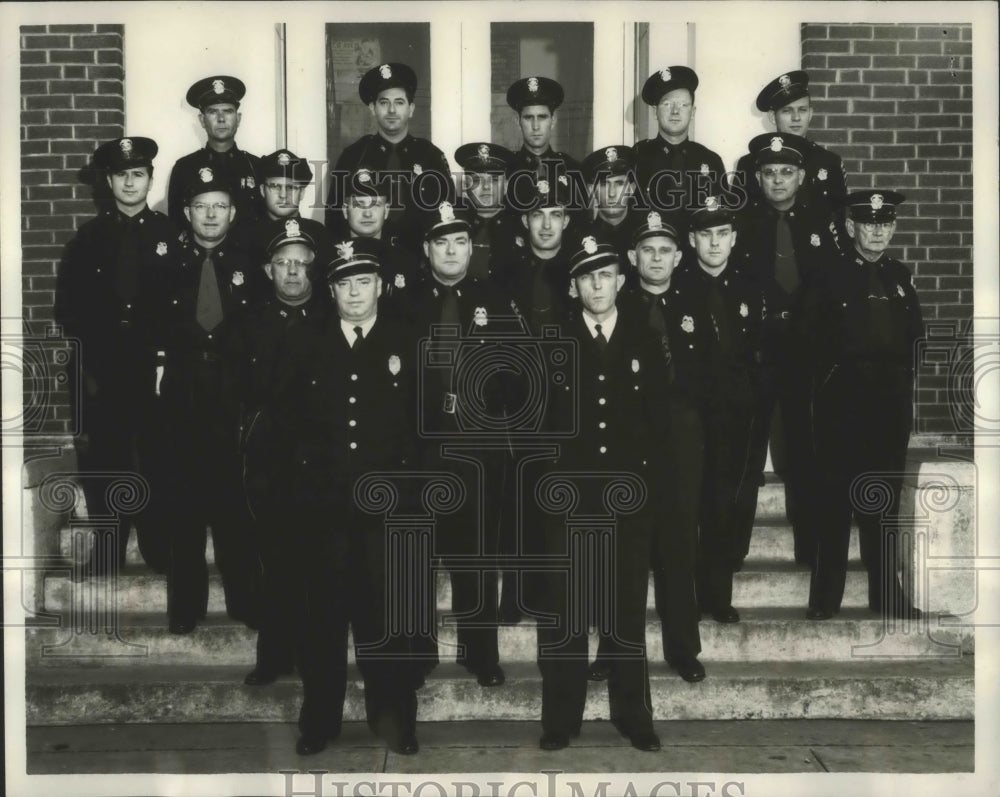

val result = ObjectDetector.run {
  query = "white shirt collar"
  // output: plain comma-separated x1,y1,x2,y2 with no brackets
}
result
581,308,618,340
341,315,377,344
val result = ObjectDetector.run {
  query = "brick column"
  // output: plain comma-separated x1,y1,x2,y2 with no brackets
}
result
20,24,125,436
801,23,973,435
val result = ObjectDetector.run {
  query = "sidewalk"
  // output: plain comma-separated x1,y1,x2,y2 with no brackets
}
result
27,719,973,775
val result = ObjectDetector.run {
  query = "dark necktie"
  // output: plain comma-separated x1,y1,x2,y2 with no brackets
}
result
385,142,402,175
594,323,608,353
866,261,893,352
195,252,224,332
708,277,732,353
774,211,800,295
438,286,460,393
644,292,668,338
114,218,140,304
352,325,363,349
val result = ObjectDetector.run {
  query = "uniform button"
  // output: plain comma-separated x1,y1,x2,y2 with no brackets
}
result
349,442,358,450
599,446,607,454
125,303,131,309
598,397,606,405
598,374,605,381
349,419,357,427
351,374,358,381
173,299,178,305
207,334,213,339
242,299,247,305
310,379,317,386
634,385,639,391
349,396,357,404
96,268,102,273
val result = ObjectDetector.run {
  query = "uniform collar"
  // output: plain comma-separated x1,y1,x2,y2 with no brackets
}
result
581,307,619,340
115,205,151,225
202,142,242,158
376,133,412,149
341,315,377,343
656,134,689,150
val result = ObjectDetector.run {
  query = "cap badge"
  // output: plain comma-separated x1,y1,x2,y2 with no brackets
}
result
770,136,784,152
779,74,791,89
582,236,598,255
478,144,490,161
212,79,225,95
388,355,401,375
870,194,884,210
817,168,828,181
198,167,214,183
605,147,618,163
473,307,488,327
156,241,168,256
660,68,672,82
438,201,456,222
358,169,372,183
527,77,539,93
284,218,301,238
705,196,720,212
120,138,133,153
394,273,406,289
232,271,244,286
739,302,749,318
810,233,821,247
277,152,291,166
681,315,695,333
647,211,663,230
379,64,392,79
336,240,355,260
536,179,550,195
631,358,640,373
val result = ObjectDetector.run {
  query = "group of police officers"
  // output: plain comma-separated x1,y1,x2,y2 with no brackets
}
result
57,60,925,756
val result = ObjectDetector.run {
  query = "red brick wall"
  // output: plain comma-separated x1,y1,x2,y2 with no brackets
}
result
801,23,973,436
20,24,124,436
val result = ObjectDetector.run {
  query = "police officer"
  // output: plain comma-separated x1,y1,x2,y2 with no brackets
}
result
634,67,727,218
505,76,582,183
498,174,576,335
730,71,848,231
581,145,639,264
276,238,422,755
235,217,331,687
167,76,261,231
536,229,667,752
682,197,764,624
238,149,330,265
323,63,453,255
339,166,420,305
802,190,923,621
731,133,842,567
400,201,516,688
158,167,267,634
454,141,521,280
56,136,178,577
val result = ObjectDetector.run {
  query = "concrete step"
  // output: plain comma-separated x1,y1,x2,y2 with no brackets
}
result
25,607,973,667
25,658,974,725
41,560,870,615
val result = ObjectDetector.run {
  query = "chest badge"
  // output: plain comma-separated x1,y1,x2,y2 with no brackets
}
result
817,168,828,181
681,315,695,333
473,306,488,327
631,358,640,373
156,241,168,256
810,233,821,247
896,284,906,298
232,271,244,286
413,163,423,175
739,302,749,318
388,355,401,375
394,273,406,289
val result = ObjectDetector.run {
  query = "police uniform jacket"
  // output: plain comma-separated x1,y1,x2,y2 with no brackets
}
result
397,273,518,438
732,139,847,226
324,133,453,242
544,306,672,475
167,145,262,230
507,146,581,182
800,249,923,375
495,247,574,336
733,197,841,362
468,209,523,281
670,265,764,410
58,206,181,384
279,314,418,509
634,136,727,214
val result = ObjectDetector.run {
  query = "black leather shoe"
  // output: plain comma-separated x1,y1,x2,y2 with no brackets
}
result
588,659,611,681
295,734,328,756
667,654,706,683
390,732,419,755
711,605,740,623
806,607,833,621
539,731,569,750
168,619,196,635
243,665,292,686
474,663,506,687
627,730,662,752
